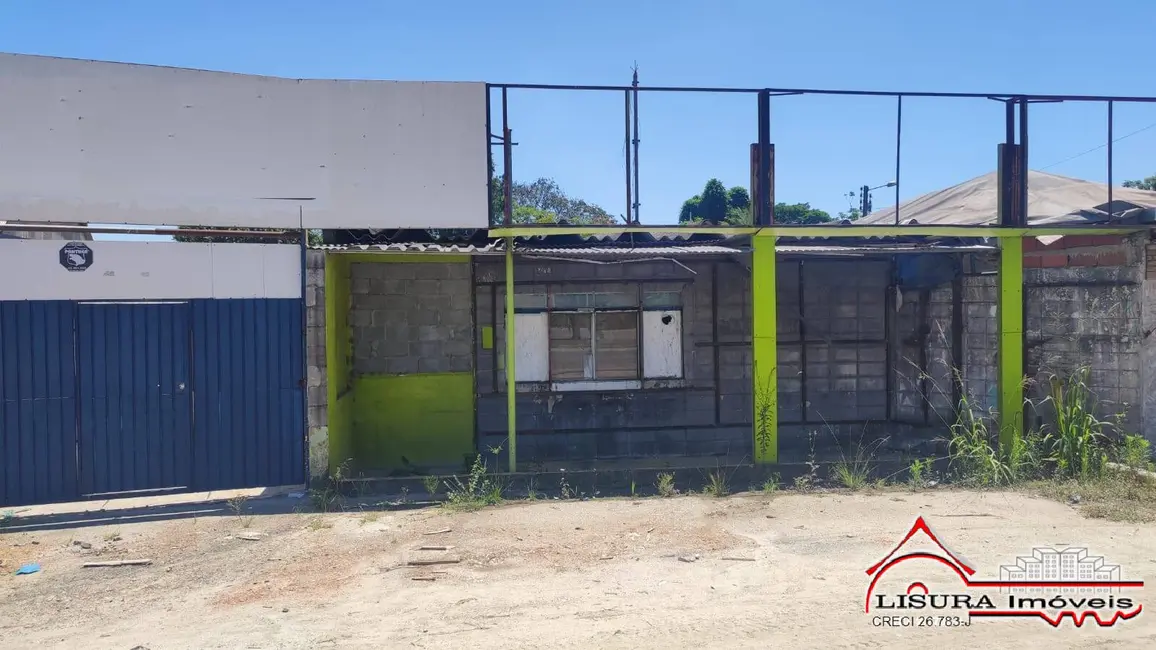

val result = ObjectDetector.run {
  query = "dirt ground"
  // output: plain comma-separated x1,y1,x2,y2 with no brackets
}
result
2,489,1154,649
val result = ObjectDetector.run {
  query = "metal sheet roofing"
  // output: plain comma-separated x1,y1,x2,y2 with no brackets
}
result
519,245,743,256
315,242,501,254
855,170,1156,226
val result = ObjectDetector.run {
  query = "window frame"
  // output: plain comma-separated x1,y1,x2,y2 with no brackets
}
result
510,283,685,391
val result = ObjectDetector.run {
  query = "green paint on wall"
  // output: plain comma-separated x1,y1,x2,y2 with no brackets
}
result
481,326,494,350
751,234,778,464
351,373,476,470
998,237,1025,451
325,254,354,474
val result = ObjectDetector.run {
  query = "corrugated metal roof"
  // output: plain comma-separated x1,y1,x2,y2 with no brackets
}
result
520,245,743,256
777,244,996,254
315,242,501,253
856,170,1156,226
314,240,743,256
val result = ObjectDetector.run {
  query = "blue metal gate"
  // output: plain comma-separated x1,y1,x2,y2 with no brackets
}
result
77,302,194,497
0,298,305,507
0,301,79,506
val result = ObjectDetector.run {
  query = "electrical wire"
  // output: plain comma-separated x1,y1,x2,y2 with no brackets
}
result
1040,120,1156,170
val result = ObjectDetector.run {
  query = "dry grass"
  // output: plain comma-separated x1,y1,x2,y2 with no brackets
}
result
1024,467,1156,523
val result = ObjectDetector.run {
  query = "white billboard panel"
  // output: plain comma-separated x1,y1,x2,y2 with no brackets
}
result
0,54,487,229
0,239,301,301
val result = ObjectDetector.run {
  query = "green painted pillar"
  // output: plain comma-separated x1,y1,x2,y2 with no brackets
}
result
998,236,1024,450
751,233,778,463
505,237,517,472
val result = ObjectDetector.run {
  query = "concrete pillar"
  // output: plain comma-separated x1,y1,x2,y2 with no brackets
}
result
998,236,1024,450
505,237,517,471
752,233,778,463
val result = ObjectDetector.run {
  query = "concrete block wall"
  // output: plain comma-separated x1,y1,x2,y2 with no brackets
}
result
716,260,754,426
1024,236,1144,434
349,262,473,375
925,285,956,423
473,256,751,466
894,285,955,426
1142,240,1156,445
305,250,328,479
962,274,1000,414
792,259,889,423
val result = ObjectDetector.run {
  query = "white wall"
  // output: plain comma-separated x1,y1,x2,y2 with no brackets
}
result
0,239,301,301
0,54,487,230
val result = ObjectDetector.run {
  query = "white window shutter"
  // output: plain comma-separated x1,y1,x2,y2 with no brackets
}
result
513,312,549,382
642,311,682,379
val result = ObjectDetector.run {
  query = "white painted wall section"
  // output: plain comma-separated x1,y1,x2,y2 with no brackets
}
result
642,311,683,378
0,54,487,229
513,312,550,382
0,239,301,300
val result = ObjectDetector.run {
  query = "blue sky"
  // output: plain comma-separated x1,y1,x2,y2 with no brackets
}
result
3,0,1156,228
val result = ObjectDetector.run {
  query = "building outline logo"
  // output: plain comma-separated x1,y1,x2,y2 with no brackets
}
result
865,516,1144,628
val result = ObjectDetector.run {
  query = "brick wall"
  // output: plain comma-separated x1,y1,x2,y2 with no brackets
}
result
349,262,473,375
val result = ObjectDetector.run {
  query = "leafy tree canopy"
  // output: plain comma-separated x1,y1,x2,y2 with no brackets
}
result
1123,175,1156,191
491,165,617,225
679,179,832,225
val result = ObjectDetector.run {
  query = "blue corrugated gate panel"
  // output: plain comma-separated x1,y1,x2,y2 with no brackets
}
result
77,302,193,496
1,297,305,507
0,301,78,506
191,299,304,492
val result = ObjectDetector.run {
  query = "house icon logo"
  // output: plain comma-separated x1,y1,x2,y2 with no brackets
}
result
865,516,1144,628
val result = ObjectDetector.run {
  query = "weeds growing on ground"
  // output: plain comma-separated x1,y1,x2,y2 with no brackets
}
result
791,431,821,492
907,457,934,491
310,459,350,513
559,474,575,500
760,474,780,495
1117,434,1154,472
946,392,1016,486
421,475,440,496
226,495,254,527
703,469,730,498
656,472,676,497
934,363,1156,521
1042,367,1112,480
444,452,504,511
306,516,332,531
828,424,883,491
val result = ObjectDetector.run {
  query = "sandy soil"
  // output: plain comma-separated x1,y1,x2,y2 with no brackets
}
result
1,489,1154,649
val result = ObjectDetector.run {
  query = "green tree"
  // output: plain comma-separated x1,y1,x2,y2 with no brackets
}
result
490,170,617,225
1123,175,1156,191
679,179,745,225
727,186,750,211
698,179,729,223
675,179,832,225
679,195,703,222
774,202,832,225
679,180,833,225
